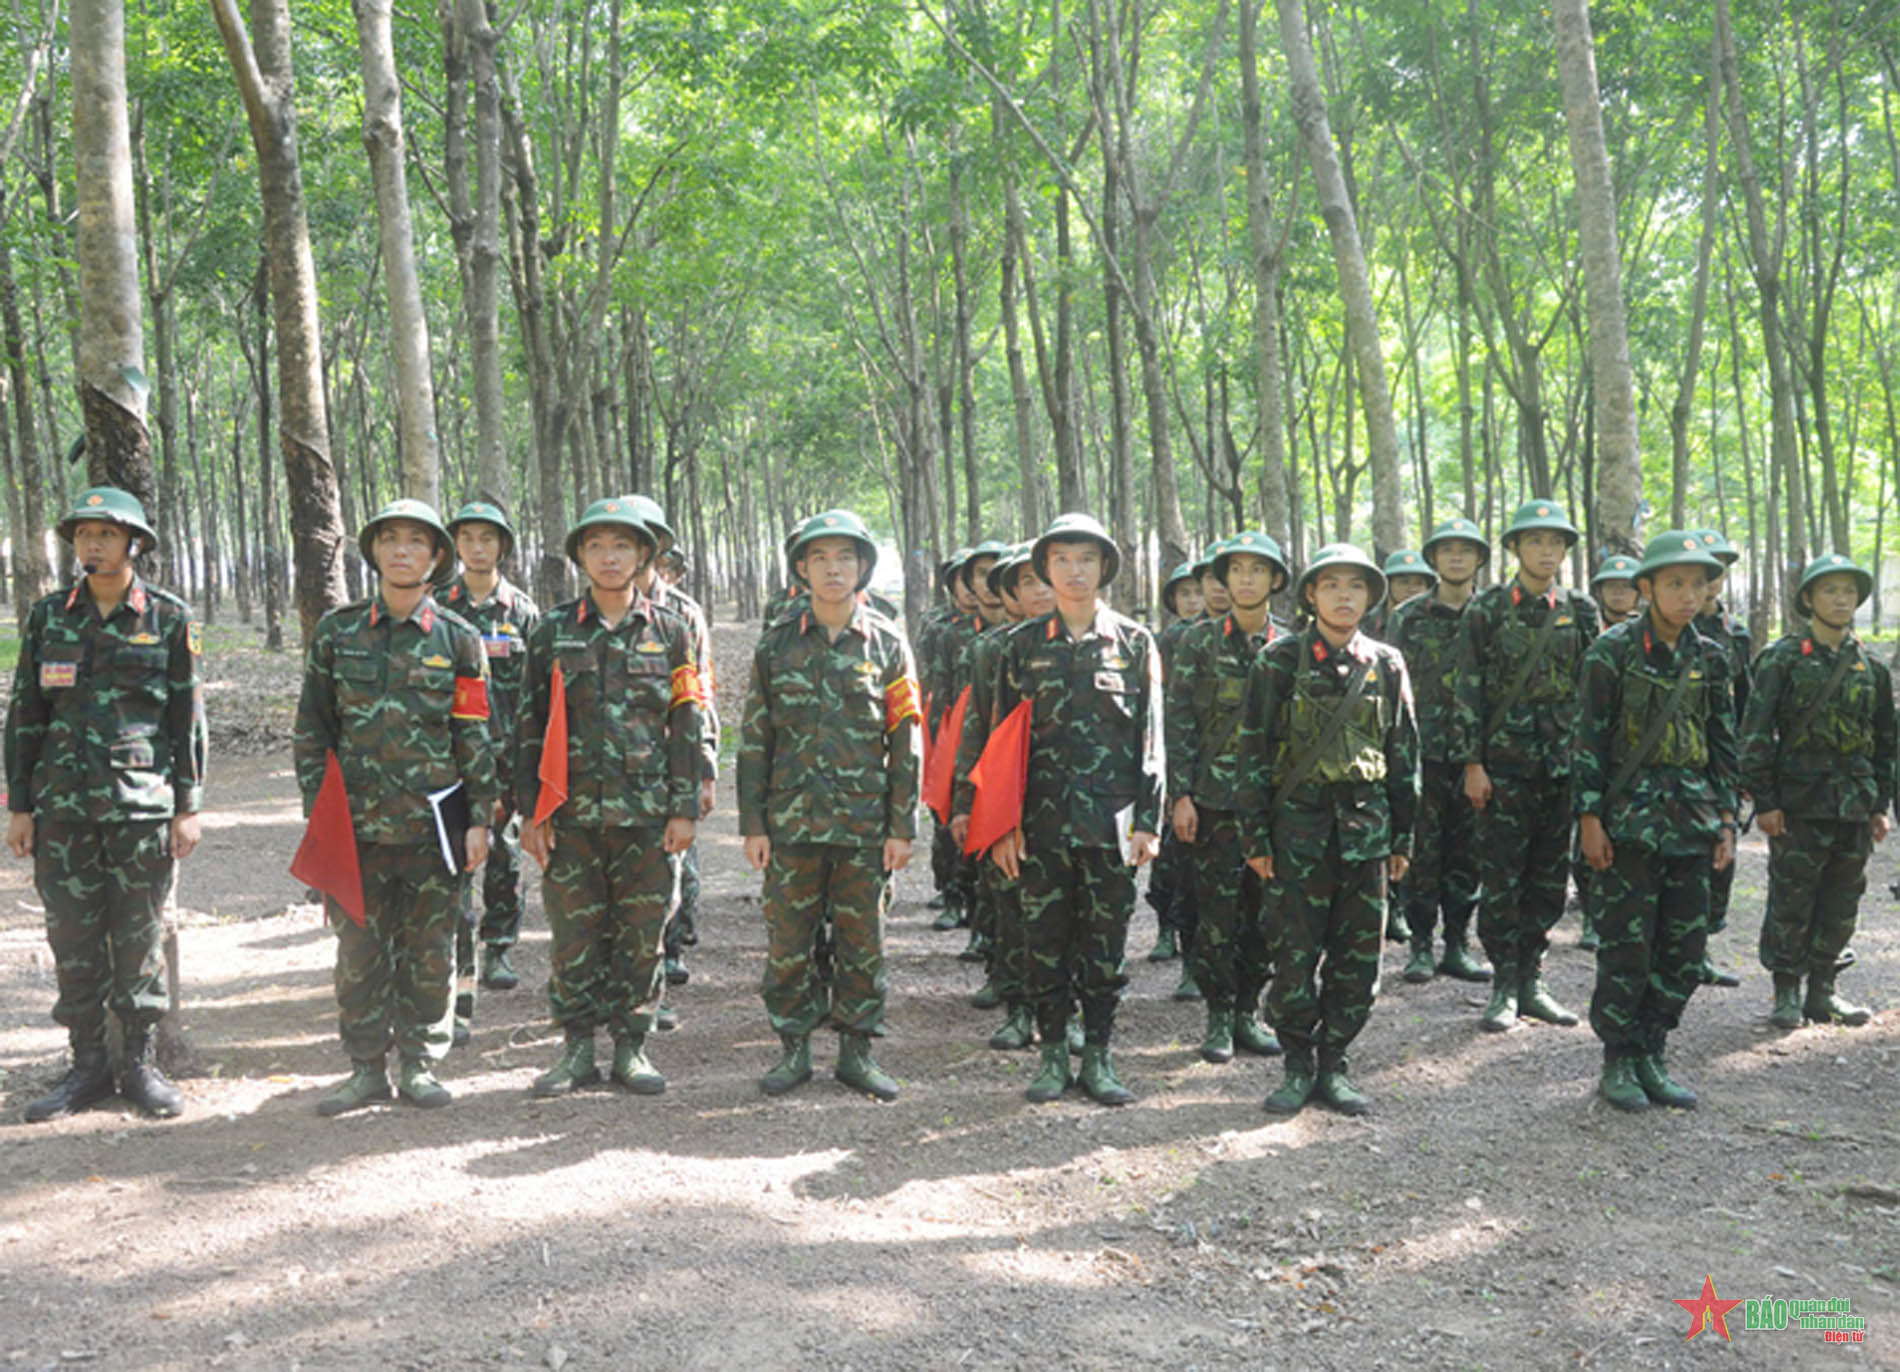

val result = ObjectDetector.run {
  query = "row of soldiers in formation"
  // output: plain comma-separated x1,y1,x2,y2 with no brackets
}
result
5,482,1887,1122
909,503,1890,1113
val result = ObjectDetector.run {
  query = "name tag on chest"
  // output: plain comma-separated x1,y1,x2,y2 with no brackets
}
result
40,661,77,689
482,635,513,658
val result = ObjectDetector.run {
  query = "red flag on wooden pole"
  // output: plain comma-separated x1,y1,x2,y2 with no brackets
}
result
531,660,570,826
964,699,1032,856
289,750,365,925
921,684,970,823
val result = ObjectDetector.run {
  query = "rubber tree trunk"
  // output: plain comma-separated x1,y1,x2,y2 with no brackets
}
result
1553,0,1641,554
1239,0,1292,550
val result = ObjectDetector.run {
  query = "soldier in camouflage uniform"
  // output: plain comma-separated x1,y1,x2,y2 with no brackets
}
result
515,500,703,1097
1740,554,1894,1029
927,540,1009,941
1574,532,1738,1111
7,488,205,1122
623,494,721,1024
740,510,920,1102
441,500,540,1043
295,500,499,1115
1239,544,1418,1117
1167,530,1291,1064
1387,518,1489,984
987,514,1163,1106
1451,500,1597,1032
1364,549,1433,644
1197,545,1232,621
1689,530,1752,989
919,548,972,918
1572,552,1645,951
1144,561,1205,964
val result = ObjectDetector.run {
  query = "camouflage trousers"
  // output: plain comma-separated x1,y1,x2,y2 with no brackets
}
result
1759,817,1872,974
1707,844,1736,936
664,842,701,959
35,819,173,1037
978,858,1029,1006
1018,838,1134,1045
543,823,678,1040
1586,843,1709,1054
455,809,523,1017
1405,761,1479,943
1476,770,1571,975
1147,828,1199,944
1267,831,1384,1062
762,843,887,1037
1186,808,1272,1015
331,841,461,1064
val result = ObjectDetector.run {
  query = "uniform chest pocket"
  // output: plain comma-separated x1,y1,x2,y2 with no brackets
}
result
618,648,674,710
37,644,84,693
1093,670,1138,720
333,652,381,709
407,661,456,700
1214,671,1248,708
555,648,600,704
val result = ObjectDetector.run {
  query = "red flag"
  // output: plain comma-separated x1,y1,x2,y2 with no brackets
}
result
290,750,365,926
922,684,970,823
532,660,570,826
964,700,1032,856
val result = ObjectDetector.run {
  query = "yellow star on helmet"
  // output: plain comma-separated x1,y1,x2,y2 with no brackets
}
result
1537,505,1550,515
87,494,103,506
1682,538,1696,550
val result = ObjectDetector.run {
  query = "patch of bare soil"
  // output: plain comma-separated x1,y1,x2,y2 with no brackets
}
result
0,623,1895,1369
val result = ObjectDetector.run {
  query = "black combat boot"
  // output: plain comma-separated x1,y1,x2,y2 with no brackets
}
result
25,1027,115,1123
120,1024,184,1118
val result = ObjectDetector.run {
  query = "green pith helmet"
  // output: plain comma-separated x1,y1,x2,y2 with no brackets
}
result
1160,562,1198,613
1591,554,1641,588
447,499,516,561
1032,512,1121,588
960,539,1014,592
787,508,877,590
564,496,653,565
1198,538,1233,579
1421,516,1491,569
1213,530,1291,591
988,543,1031,598
1500,499,1580,552
1296,542,1387,609
622,494,676,555
1795,552,1873,613
360,498,454,578
939,546,972,589
1382,549,1439,587
1633,529,1725,583
1691,528,1740,567
58,486,158,555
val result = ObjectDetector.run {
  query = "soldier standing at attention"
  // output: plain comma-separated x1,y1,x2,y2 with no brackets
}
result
1144,562,1205,965
1451,500,1597,1033
919,548,970,919
1239,544,1417,1117
740,511,920,1102
1366,550,1433,643
1388,518,1490,985
1591,555,1642,629
1166,530,1290,1064
928,541,1007,943
623,495,720,1012
296,500,498,1115
1574,533,1738,1112
441,500,540,1035
1689,529,1752,990
516,500,702,1097
1740,555,1894,1030
7,487,205,1122
989,514,1163,1107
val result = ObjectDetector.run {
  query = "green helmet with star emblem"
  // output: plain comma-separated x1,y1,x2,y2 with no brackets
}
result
1032,512,1122,587
447,499,517,561
620,494,676,555
1160,562,1197,613
563,497,654,565
959,539,1015,592
1212,530,1291,591
1421,516,1491,569
1633,529,1725,584
1690,528,1740,567
1382,548,1438,585
1296,542,1386,608
1794,552,1872,613
359,497,454,578
787,508,878,590
1500,499,1580,552
1590,553,1641,588
58,486,159,555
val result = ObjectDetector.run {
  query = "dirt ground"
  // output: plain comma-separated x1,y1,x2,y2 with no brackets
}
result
0,625,1897,1370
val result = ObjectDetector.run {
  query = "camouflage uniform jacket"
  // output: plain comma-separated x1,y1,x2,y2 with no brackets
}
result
5,576,207,822
294,593,499,843
1166,612,1282,811
1739,631,1895,821
1237,626,1418,864
1571,613,1739,854
949,617,1021,820
1156,614,1200,680
441,574,540,804
1448,578,1599,776
988,606,1164,847
649,578,721,781
1695,603,1754,721
1386,590,1471,765
926,610,990,732
514,591,704,827
737,604,921,846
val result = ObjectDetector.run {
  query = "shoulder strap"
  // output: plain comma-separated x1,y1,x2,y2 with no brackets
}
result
1602,647,1698,810
1485,595,1564,740
1275,655,1375,802
1783,640,1858,751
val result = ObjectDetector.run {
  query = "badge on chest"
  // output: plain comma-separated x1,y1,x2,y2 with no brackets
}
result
40,661,77,689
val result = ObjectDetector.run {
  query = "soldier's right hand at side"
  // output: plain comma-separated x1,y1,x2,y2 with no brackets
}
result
744,835,771,870
1464,763,1493,812
521,818,555,870
949,814,970,848
6,813,31,859
1579,814,1614,871
990,827,1025,880
1172,795,1198,844
1756,808,1785,838
1246,854,1274,881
